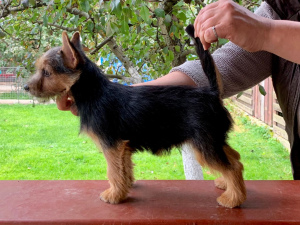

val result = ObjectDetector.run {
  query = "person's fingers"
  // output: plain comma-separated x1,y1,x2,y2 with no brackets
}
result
196,0,220,18
204,24,223,44
56,94,79,116
194,1,219,38
199,17,221,50
70,104,79,116
56,94,72,111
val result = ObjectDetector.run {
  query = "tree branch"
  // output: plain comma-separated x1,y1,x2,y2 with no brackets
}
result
0,1,46,19
90,35,113,55
66,7,89,19
33,21,78,32
161,0,180,14
105,38,142,83
0,1,89,19
105,74,123,79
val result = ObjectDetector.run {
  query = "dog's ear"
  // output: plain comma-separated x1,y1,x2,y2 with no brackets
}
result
61,31,79,69
71,32,81,50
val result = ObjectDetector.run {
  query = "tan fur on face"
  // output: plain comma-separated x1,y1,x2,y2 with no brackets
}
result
189,142,246,208
26,49,80,99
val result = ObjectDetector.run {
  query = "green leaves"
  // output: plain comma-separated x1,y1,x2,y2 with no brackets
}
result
29,0,36,6
140,5,151,24
0,31,6,39
110,0,122,15
86,21,94,33
154,8,165,18
166,50,174,62
120,15,129,35
237,92,244,98
164,14,172,24
43,13,48,27
175,46,181,52
0,0,200,79
80,1,90,12
259,84,267,96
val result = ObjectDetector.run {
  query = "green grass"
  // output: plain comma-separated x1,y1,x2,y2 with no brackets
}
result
0,103,292,180
0,92,32,100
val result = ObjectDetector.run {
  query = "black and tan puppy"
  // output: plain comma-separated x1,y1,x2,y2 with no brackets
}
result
25,25,246,208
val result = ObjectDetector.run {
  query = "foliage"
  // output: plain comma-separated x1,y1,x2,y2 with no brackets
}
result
0,0,200,81
0,0,261,81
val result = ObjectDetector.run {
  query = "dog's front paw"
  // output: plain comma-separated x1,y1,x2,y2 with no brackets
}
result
100,188,127,204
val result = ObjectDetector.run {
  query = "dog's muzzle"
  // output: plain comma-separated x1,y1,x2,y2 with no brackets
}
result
24,84,30,92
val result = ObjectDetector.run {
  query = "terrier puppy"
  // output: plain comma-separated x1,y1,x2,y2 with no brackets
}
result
25,24,246,208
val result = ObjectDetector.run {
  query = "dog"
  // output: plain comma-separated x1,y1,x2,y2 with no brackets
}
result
24,24,246,208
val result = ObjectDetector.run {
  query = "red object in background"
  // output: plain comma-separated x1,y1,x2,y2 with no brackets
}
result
0,74,15,78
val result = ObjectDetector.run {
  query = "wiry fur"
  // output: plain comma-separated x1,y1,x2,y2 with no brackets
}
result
25,25,246,208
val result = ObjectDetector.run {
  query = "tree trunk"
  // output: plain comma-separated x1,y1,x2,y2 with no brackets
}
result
106,38,142,84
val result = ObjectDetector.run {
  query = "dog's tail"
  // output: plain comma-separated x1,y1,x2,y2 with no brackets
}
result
185,24,223,97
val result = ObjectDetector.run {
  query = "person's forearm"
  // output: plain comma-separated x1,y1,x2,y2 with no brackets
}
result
133,71,197,87
264,20,300,64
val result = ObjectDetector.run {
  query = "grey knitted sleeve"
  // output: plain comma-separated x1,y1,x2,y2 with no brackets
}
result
170,2,279,98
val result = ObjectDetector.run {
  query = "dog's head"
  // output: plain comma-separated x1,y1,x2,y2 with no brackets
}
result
25,32,84,100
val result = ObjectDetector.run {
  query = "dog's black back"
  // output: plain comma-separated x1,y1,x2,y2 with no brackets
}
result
71,25,232,166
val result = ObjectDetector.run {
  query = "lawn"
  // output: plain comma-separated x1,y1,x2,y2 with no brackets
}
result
0,103,293,180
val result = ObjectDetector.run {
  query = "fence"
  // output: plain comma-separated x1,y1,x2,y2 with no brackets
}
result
232,77,289,150
0,67,33,102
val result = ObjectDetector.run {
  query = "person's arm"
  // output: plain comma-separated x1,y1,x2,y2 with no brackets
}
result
266,20,300,64
194,0,300,64
133,71,197,87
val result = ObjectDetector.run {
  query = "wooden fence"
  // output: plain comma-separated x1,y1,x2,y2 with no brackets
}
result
232,77,290,150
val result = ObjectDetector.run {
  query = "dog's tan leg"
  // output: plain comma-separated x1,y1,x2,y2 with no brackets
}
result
214,147,242,190
100,140,134,204
192,144,246,208
216,145,246,208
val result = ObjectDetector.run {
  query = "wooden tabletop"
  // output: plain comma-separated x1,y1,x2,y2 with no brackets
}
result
0,180,299,225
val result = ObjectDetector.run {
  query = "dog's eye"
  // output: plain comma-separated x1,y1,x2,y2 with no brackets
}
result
42,69,51,77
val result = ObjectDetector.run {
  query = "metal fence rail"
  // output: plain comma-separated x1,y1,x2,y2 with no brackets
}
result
0,67,33,102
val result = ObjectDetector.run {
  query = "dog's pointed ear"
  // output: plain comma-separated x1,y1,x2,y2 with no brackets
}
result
61,31,79,69
71,31,81,50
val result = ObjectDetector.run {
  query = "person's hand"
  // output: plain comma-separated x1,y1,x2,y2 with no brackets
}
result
56,93,78,116
194,0,271,52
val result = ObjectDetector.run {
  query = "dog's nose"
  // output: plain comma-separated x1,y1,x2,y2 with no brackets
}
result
24,84,30,92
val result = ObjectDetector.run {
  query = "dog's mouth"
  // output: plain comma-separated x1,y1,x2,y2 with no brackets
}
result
25,87,67,103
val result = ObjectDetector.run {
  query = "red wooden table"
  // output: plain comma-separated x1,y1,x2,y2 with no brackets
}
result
0,180,299,224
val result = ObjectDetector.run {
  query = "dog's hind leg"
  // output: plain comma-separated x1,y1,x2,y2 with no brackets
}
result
192,144,246,208
214,176,227,190
217,144,246,208
100,140,134,204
